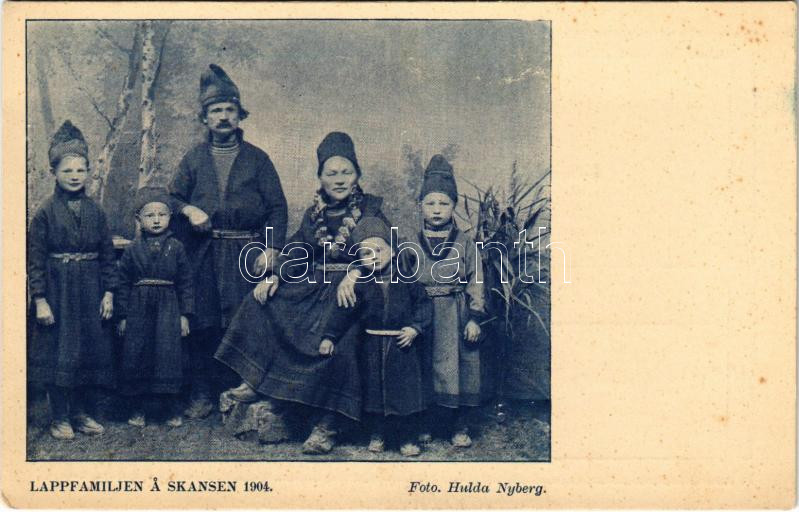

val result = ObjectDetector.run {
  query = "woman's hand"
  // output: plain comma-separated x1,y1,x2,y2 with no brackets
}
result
464,319,482,343
253,275,279,304
319,338,335,356
35,298,55,326
396,327,419,348
117,319,127,337
180,316,190,337
337,268,361,308
253,248,279,277
182,205,211,232
100,292,114,320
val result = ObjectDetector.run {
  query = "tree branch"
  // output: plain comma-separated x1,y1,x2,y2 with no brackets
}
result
86,95,114,130
57,48,113,129
94,26,132,55
90,22,143,201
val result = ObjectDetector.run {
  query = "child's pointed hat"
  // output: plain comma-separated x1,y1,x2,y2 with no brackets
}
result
419,154,458,203
49,120,89,167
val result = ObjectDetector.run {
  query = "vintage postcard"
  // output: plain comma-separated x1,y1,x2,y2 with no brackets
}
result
1,2,795,509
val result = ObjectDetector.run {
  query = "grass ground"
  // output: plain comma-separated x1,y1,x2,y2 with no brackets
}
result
27,393,550,462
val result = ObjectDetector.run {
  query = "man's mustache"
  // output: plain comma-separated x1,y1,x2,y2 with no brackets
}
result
215,121,233,128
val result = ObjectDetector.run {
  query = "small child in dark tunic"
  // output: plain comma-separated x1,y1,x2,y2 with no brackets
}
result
116,188,194,428
319,217,431,457
28,121,117,440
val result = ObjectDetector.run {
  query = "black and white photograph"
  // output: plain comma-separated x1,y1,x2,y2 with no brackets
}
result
25,19,551,462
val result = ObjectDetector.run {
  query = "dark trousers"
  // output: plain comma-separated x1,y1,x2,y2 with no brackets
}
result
364,412,421,444
127,394,181,417
47,386,100,421
422,406,471,435
186,327,237,399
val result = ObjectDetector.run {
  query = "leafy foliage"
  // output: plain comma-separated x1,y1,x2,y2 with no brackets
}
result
459,162,551,401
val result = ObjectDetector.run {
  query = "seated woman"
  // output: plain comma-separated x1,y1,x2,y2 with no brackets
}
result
215,131,389,453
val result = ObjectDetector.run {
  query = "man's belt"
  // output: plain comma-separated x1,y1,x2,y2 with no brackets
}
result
49,252,99,263
365,329,404,337
211,229,261,240
315,263,351,272
425,285,465,297
134,279,174,286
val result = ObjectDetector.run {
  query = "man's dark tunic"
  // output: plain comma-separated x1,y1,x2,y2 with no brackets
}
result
168,129,288,330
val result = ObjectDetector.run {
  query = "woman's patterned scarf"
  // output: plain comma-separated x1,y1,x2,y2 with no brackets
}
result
310,183,364,259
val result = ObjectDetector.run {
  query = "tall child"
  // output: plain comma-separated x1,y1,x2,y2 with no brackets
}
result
416,155,487,448
319,217,431,457
116,188,194,427
28,121,117,440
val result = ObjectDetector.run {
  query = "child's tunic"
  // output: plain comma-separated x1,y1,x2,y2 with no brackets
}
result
27,187,117,388
322,272,431,417
417,225,487,408
116,231,194,395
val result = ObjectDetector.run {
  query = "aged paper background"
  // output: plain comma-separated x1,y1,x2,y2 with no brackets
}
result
2,2,795,508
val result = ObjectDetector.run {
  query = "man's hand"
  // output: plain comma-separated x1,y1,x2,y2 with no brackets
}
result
319,338,335,356
182,205,211,232
180,316,190,337
117,319,127,337
100,292,114,320
336,268,361,308
253,275,279,304
35,298,55,326
464,319,482,343
396,327,419,348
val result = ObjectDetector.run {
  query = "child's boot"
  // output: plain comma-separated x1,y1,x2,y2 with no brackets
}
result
449,408,472,447
451,426,472,448
128,411,146,428
367,434,385,453
166,415,183,428
366,415,385,453
71,388,105,435
73,413,105,435
400,441,422,457
47,386,73,439
184,394,214,419
50,420,75,440
166,395,183,427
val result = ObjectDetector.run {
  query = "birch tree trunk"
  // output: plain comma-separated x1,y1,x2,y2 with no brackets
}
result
137,21,170,189
34,47,55,137
89,23,143,201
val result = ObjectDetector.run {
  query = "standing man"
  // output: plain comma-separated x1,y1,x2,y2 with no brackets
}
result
169,64,288,419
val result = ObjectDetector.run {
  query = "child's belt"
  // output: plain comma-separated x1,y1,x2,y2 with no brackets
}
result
424,285,465,297
211,229,260,239
134,279,174,286
49,252,99,263
365,329,404,336
315,263,350,272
